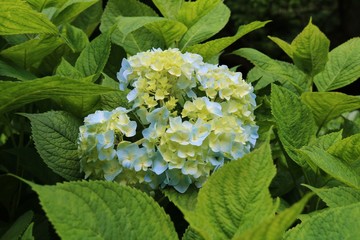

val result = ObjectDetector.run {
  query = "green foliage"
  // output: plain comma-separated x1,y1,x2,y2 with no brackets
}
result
1,1,359,239
284,203,360,240
22,111,82,180
23,180,178,240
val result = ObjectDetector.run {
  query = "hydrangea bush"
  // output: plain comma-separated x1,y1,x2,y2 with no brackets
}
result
78,48,258,192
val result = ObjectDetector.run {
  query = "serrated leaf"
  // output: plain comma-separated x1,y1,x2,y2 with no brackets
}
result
0,76,116,114
300,146,360,188
0,211,33,240
152,0,182,19
61,24,89,52
327,133,360,171
179,2,230,50
305,185,360,208
235,194,313,240
314,38,360,91
234,48,308,92
301,92,360,127
0,58,36,80
75,33,111,79
25,180,178,240
284,203,360,240
0,36,64,69
185,143,276,239
271,85,317,166
268,36,293,58
291,20,330,76
23,111,82,180
52,0,98,25
185,21,270,62
0,1,58,35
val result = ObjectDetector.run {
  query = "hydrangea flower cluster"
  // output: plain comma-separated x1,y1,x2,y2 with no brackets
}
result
78,48,258,193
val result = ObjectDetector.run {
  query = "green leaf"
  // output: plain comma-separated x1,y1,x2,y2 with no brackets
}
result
235,194,313,240
300,146,360,188
0,76,116,114
284,203,360,240
179,2,230,50
291,20,330,76
61,24,89,52
99,73,130,110
305,185,360,208
314,38,360,91
0,1,58,35
271,85,317,166
186,21,270,62
116,16,187,47
20,222,34,240
268,36,293,58
182,227,204,240
52,0,99,25
327,133,360,171
72,1,103,36
75,33,111,78
0,36,64,69
56,58,84,79
23,111,82,180
301,92,360,127
185,143,276,239
234,48,308,92
25,180,178,240
0,211,33,240
152,0,182,19
0,58,36,80
100,0,159,54
163,186,198,216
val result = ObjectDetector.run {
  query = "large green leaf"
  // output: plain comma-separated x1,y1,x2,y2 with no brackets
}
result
152,0,182,19
234,48,308,92
116,16,187,47
235,194,313,240
327,133,360,172
75,33,111,78
301,92,360,127
185,143,277,239
305,185,360,208
284,203,360,240
300,146,360,188
20,222,34,240
291,20,330,76
0,36,64,69
185,21,270,62
52,0,99,25
179,1,230,50
0,76,116,113
271,85,317,166
23,111,82,180
25,180,178,240
314,38,360,91
0,1,58,35
0,211,33,240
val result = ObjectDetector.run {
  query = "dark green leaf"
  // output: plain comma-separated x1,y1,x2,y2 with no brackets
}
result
0,211,33,240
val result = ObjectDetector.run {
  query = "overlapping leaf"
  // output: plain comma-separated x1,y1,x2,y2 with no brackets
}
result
26,180,178,240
